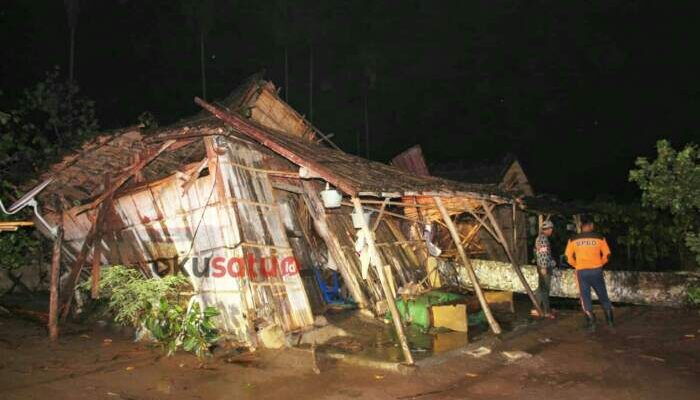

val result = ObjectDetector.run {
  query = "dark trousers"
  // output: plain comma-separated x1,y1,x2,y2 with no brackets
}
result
575,268,612,313
536,267,551,314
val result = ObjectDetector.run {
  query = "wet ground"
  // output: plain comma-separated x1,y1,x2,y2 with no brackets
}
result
318,294,554,363
1,301,699,399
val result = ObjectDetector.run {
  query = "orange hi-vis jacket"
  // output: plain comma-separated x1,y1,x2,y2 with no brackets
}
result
565,232,611,270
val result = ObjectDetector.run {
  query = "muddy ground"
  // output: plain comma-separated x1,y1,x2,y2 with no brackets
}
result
1,304,699,400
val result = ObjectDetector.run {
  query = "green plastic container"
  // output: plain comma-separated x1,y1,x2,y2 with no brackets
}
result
388,290,466,331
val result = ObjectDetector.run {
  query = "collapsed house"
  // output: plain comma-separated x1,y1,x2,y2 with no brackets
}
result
22,76,543,364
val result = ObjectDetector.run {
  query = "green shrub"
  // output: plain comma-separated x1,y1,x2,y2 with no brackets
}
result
144,299,219,358
688,287,700,306
86,265,189,326
83,265,220,358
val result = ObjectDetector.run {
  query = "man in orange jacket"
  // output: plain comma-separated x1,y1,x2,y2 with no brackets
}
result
565,215,614,332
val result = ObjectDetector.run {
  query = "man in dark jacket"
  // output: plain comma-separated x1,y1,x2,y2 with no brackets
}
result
533,220,556,318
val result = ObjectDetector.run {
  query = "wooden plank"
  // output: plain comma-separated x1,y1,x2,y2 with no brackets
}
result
434,196,502,335
351,197,414,365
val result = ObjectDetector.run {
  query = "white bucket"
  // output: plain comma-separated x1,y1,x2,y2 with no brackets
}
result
320,188,342,208
351,210,372,228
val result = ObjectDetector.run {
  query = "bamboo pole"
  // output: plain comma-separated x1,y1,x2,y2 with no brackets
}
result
482,200,543,316
48,210,64,341
351,197,414,365
434,196,502,335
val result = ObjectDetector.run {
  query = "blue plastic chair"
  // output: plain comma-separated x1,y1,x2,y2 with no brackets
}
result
314,268,344,304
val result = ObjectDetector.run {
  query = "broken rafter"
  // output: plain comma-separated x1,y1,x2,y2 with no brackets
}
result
73,139,177,215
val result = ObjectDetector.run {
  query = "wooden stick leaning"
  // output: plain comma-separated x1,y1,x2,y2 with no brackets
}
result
433,196,502,335
351,197,414,365
481,200,542,316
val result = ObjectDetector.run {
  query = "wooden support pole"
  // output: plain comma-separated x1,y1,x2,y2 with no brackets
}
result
434,196,502,335
90,242,102,299
482,200,543,316
301,181,369,309
48,209,64,342
352,197,414,365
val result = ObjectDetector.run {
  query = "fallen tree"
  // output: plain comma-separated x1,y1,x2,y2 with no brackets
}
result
445,259,699,308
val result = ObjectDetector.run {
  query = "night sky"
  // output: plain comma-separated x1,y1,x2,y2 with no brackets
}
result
2,1,698,200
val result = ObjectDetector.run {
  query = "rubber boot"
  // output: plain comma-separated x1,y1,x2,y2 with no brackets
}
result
604,308,615,332
584,312,597,333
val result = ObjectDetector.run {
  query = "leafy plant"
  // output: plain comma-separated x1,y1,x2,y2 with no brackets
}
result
688,287,700,305
630,140,700,266
84,265,220,358
1,67,98,184
592,201,680,270
144,300,219,358
85,265,189,326
1,68,99,274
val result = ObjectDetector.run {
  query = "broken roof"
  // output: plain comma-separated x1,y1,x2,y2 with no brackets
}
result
25,75,512,211
195,98,511,201
24,76,311,208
